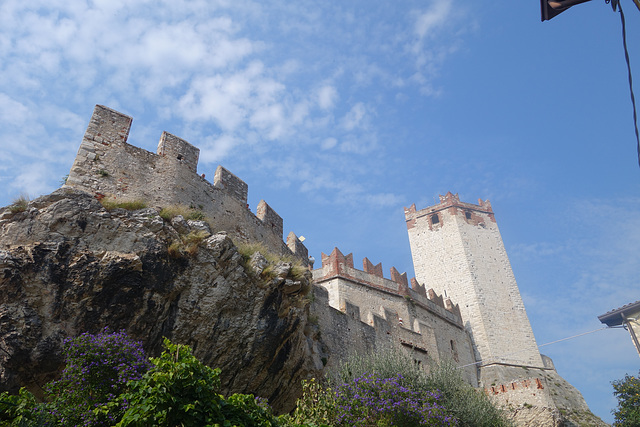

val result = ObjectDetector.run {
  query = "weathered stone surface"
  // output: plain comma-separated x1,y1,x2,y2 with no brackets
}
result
0,189,317,412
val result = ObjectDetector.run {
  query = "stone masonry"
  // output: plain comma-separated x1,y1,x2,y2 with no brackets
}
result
405,192,544,382
65,105,307,261
312,248,478,385
58,106,602,425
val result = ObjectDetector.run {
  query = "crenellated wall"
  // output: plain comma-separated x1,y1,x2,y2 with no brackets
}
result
312,247,478,385
65,105,306,260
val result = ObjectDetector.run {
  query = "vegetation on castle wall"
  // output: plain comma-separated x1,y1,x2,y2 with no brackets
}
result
612,371,640,426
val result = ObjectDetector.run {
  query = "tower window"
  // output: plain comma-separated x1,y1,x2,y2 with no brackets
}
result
450,340,459,362
465,211,472,220
177,154,184,160
431,214,439,225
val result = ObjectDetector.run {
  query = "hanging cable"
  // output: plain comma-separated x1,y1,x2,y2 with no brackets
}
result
538,326,608,347
615,0,640,166
456,325,611,369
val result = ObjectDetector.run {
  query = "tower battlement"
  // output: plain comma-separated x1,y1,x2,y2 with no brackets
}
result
65,105,305,259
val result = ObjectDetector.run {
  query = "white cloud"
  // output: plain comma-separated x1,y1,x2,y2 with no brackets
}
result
317,85,338,110
321,137,337,150
341,102,367,131
414,0,452,39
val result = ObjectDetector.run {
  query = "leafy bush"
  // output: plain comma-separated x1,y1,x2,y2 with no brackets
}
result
281,378,336,427
333,350,511,427
334,373,452,426
0,329,150,427
46,329,150,427
0,387,52,426
116,338,279,427
612,372,640,426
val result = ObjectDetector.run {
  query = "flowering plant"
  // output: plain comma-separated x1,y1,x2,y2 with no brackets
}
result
334,373,455,426
45,329,150,426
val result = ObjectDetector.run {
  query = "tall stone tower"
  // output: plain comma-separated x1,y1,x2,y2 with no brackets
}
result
405,192,544,384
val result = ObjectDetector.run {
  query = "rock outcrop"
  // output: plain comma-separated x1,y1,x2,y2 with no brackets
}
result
0,188,318,412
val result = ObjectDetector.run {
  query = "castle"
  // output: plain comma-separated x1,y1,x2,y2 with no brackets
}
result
64,105,600,424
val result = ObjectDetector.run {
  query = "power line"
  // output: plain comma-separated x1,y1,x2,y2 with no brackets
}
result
456,325,612,369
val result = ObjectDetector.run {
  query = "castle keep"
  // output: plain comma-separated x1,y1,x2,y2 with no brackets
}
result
405,193,546,383
62,105,600,425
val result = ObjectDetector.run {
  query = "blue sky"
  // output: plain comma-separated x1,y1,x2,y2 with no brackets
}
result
1,0,639,422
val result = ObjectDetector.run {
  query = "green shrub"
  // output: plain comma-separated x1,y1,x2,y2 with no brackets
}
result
116,338,279,427
0,330,150,427
280,378,336,427
333,350,511,427
612,372,640,426
46,330,150,427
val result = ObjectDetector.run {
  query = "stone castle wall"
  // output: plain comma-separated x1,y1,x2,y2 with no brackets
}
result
65,105,307,259
312,247,478,385
405,192,544,377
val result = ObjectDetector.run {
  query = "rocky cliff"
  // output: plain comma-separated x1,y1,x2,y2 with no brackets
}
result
0,188,320,412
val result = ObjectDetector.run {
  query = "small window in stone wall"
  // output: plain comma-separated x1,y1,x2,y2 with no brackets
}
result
465,211,472,220
450,340,459,362
177,154,184,160
431,214,439,225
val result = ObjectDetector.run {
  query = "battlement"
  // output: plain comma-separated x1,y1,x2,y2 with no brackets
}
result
404,191,495,230
313,247,463,325
157,132,199,173
65,105,306,260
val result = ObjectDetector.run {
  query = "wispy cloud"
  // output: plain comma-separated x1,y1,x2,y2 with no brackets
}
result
0,0,468,206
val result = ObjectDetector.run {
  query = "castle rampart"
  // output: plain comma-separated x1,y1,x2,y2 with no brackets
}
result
312,247,477,384
65,105,305,259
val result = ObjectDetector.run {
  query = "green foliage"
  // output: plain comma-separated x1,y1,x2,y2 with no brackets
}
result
422,360,511,427
97,169,109,177
612,372,640,426
0,387,52,426
333,350,511,427
0,330,149,427
46,330,150,427
100,198,147,211
280,378,336,427
116,338,279,427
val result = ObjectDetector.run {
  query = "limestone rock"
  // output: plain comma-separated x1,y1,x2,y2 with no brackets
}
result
0,189,318,412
